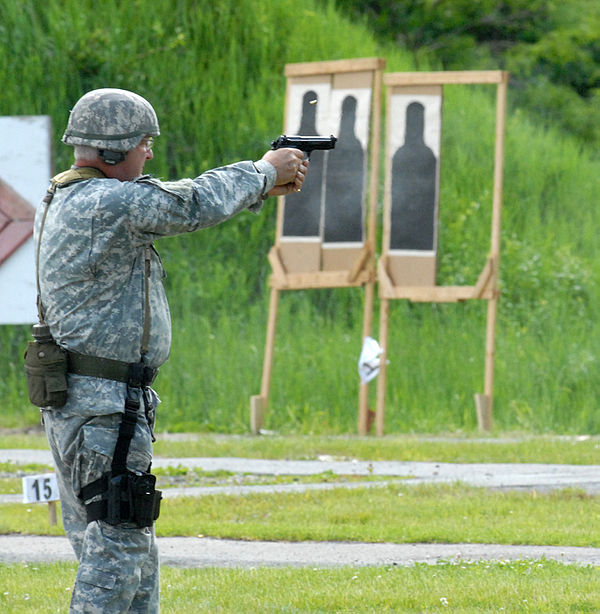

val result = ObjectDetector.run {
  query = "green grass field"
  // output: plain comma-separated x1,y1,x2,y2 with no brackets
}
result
1,560,599,613
2,483,598,548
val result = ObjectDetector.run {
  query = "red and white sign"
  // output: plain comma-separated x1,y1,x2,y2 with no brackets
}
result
0,178,36,266
0,116,52,324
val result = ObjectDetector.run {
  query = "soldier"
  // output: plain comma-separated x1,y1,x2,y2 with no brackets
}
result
33,88,307,612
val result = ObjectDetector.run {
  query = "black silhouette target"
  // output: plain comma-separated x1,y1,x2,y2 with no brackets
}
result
390,102,438,251
281,86,369,247
282,90,324,237
324,95,365,243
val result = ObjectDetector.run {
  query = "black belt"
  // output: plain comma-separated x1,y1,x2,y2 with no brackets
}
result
67,352,158,386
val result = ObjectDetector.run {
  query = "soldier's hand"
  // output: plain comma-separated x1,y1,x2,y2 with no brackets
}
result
261,148,308,196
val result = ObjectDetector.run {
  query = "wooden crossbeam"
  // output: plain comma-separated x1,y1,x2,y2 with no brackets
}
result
377,257,496,302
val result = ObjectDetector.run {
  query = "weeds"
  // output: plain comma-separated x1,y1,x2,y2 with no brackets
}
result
0,0,599,434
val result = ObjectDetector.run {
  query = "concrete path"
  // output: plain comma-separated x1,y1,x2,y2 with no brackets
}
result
2,535,600,568
2,449,600,568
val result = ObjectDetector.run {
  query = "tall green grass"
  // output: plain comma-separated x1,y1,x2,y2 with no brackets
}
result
0,0,598,434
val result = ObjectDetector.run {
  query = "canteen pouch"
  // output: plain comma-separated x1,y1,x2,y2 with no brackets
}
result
24,339,68,407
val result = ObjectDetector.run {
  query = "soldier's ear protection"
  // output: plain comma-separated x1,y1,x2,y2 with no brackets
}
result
98,149,126,165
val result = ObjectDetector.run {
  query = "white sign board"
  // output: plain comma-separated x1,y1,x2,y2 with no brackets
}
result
0,116,52,324
22,472,60,504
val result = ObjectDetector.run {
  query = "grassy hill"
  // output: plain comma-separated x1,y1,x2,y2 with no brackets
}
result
0,0,598,434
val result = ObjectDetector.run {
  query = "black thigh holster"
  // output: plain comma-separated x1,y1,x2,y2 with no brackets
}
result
82,468,162,528
79,367,162,528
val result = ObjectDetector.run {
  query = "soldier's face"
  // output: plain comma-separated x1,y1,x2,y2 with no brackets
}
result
117,141,153,181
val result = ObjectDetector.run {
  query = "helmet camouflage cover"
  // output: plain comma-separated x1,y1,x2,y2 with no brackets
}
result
62,88,160,152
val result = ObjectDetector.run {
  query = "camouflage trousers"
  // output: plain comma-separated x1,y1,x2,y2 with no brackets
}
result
43,408,159,613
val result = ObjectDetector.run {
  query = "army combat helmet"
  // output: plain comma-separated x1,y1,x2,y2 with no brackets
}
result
62,88,160,164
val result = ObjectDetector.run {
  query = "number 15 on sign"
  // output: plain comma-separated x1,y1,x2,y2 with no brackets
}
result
22,473,60,503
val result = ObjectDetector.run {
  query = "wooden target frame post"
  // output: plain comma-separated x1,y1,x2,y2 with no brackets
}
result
376,70,509,435
251,57,385,434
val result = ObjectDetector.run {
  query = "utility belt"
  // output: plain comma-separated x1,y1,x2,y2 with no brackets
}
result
24,336,162,528
24,337,158,409
68,351,158,387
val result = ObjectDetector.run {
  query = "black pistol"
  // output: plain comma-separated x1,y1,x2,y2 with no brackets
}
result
271,134,337,159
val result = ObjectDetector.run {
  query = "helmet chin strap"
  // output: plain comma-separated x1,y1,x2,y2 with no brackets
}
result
98,149,126,165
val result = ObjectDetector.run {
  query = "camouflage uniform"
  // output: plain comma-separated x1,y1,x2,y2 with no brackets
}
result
37,160,275,612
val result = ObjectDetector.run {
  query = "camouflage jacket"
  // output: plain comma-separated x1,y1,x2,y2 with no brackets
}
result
34,160,274,415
